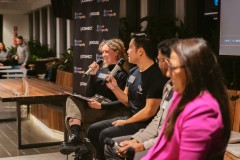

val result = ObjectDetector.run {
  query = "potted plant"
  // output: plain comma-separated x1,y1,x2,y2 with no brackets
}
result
55,47,73,87
57,47,73,72
27,39,56,61
7,46,18,66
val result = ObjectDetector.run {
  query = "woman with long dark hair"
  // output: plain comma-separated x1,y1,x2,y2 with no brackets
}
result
142,38,231,160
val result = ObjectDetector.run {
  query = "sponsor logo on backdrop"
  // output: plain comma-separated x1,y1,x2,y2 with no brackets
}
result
74,66,85,74
73,0,119,94
80,26,93,32
74,39,86,47
89,11,100,17
80,54,93,59
80,82,87,86
89,41,99,45
96,54,103,61
96,25,108,32
80,0,93,4
103,10,117,17
97,0,109,3
75,12,86,19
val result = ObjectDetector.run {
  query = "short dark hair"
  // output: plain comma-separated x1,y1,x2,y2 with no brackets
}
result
131,32,157,60
17,36,23,41
157,38,178,59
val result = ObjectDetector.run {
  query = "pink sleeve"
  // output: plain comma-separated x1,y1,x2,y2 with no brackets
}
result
178,102,223,160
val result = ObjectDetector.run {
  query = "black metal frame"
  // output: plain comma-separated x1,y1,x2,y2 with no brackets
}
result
16,96,67,149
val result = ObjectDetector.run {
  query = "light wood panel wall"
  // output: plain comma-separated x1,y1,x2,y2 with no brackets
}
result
55,70,73,88
228,90,240,132
30,70,72,132
31,104,64,132
224,90,240,160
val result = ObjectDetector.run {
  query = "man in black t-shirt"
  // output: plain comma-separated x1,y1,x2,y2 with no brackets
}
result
87,33,168,160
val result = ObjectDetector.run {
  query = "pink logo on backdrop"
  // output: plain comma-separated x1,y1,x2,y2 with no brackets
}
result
103,10,117,17
74,40,85,47
96,25,108,32
75,12,86,19
74,66,84,74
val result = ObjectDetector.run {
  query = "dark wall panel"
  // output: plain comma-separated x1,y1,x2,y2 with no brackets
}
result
51,0,73,19
0,15,2,42
148,0,175,18
126,0,140,31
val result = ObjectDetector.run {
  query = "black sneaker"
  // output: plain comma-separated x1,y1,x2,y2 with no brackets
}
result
74,143,92,160
60,134,82,155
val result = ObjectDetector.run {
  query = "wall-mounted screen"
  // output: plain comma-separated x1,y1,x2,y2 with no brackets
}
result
219,0,240,56
214,0,219,7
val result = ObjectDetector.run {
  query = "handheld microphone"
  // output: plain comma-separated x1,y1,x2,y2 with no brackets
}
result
104,138,120,150
82,59,103,78
125,147,135,160
104,58,125,83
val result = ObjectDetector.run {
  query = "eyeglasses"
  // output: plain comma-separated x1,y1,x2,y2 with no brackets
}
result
168,64,185,72
155,55,169,64
155,58,165,64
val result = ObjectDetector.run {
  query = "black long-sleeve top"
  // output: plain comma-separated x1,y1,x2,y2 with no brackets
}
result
85,64,128,109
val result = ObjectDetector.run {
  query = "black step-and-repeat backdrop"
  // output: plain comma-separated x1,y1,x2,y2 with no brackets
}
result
72,0,120,95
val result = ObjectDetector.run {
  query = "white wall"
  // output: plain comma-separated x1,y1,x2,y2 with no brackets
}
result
3,14,29,48
140,0,148,18
119,0,126,18
176,0,185,23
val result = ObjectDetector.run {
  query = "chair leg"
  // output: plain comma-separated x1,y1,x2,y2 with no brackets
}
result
27,104,30,119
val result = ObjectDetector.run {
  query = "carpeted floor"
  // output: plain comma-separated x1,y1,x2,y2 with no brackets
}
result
0,152,74,160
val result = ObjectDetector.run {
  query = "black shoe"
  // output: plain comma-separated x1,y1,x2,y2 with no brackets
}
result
60,134,82,155
74,143,92,160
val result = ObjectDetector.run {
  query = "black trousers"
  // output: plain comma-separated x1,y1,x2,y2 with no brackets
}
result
87,117,148,159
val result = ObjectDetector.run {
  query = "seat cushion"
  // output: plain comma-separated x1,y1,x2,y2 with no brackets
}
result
229,131,240,144
226,143,240,158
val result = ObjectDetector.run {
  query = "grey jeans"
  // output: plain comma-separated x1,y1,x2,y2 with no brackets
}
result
65,96,86,135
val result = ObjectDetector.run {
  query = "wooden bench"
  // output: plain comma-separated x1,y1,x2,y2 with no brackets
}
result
55,70,73,87
30,70,73,132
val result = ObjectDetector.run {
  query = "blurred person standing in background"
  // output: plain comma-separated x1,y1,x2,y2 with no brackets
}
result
13,36,30,68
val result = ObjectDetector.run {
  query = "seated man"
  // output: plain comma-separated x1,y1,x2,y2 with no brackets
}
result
104,38,177,160
87,33,169,160
60,38,128,155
